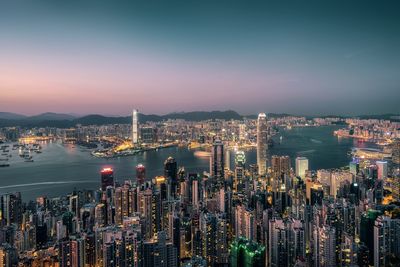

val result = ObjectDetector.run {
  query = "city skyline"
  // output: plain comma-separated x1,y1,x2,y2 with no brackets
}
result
1,1,400,116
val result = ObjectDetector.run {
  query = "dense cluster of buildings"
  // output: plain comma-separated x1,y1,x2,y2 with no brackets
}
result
0,114,400,267
334,119,400,143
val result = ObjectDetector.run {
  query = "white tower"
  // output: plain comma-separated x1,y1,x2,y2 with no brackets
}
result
257,113,268,176
132,109,138,144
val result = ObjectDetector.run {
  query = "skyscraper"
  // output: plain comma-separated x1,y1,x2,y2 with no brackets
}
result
234,150,246,192
136,164,146,186
164,157,178,198
114,183,136,225
313,225,336,267
392,139,400,165
100,168,114,191
295,157,309,179
373,216,400,267
132,109,139,145
257,113,268,176
0,192,22,226
211,138,224,183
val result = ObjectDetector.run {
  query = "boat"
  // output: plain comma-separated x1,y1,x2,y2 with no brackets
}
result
0,158,8,161
0,163,10,167
24,156,34,162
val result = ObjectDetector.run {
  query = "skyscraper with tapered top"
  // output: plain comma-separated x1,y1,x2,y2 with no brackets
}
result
132,109,138,145
257,113,268,176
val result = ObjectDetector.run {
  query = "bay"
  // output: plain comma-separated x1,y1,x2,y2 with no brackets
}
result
0,125,370,201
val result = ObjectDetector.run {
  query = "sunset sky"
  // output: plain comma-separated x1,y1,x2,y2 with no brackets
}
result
1,1,399,116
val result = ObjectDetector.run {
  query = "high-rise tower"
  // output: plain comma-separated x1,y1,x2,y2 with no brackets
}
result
211,138,225,184
257,113,268,176
132,109,139,145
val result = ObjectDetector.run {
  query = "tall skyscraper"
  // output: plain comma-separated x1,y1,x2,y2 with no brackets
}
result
257,113,268,176
114,183,136,225
211,138,224,183
100,168,114,191
132,109,139,145
295,157,309,179
136,164,146,186
234,150,246,192
0,192,22,226
313,225,336,267
373,216,400,267
164,157,178,198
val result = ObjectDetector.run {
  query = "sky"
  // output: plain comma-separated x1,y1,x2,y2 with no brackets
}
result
0,1,399,116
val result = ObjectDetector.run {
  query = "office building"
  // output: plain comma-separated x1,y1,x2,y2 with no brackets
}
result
295,157,309,179
132,109,139,144
257,113,268,176
100,168,114,191
211,138,224,183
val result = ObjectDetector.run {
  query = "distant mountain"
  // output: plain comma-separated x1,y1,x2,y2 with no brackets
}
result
163,110,242,121
0,112,27,120
243,113,294,119
75,115,130,125
1,110,398,128
0,110,243,127
28,112,76,121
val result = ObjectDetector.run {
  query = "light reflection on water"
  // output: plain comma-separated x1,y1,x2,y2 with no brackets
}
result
0,125,374,200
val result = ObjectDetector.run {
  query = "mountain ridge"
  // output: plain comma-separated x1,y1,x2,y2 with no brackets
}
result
0,111,399,127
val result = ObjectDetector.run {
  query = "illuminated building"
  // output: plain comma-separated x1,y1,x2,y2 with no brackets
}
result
132,109,139,144
271,156,291,212
192,177,199,210
295,157,308,179
164,157,178,198
268,218,287,267
235,205,256,240
215,213,228,265
140,126,156,144
234,151,246,192
136,164,146,186
376,161,388,179
313,225,336,267
64,128,77,143
0,244,17,266
230,237,265,267
142,231,177,267
349,160,359,176
114,183,136,225
0,192,22,226
59,237,85,267
373,216,400,267
256,113,268,176
392,139,400,164
271,155,290,179
268,218,306,266
339,233,357,266
360,209,382,265
211,138,224,184
100,168,114,191
200,212,217,266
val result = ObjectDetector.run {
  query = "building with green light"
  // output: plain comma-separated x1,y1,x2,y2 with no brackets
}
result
230,238,265,267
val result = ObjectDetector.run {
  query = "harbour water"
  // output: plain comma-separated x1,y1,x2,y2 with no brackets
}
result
0,125,371,201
